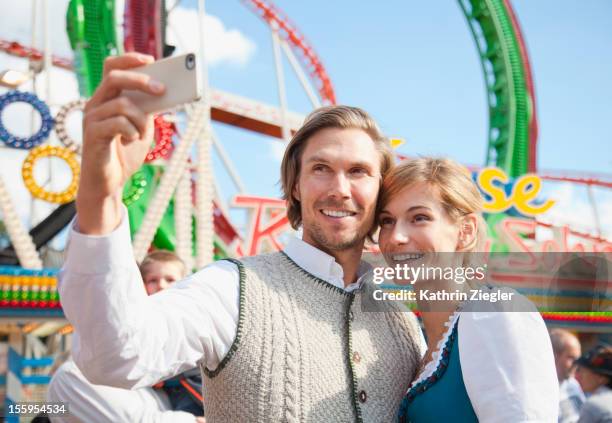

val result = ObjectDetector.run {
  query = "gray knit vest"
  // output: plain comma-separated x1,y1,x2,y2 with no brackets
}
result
201,252,423,423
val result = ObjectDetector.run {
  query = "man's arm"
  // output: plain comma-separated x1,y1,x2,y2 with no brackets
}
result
76,53,163,236
47,360,199,423
59,52,238,388
60,208,239,388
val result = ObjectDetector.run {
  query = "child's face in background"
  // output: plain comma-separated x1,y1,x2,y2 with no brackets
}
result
142,260,185,295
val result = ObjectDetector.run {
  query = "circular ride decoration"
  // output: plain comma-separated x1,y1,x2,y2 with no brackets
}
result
21,145,80,204
0,91,54,149
55,98,87,154
145,115,174,163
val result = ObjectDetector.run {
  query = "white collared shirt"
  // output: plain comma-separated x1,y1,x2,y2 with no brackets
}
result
47,359,197,423
59,208,372,389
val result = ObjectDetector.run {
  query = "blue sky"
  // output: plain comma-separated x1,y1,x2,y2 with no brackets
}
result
0,0,610,241
187,0,612,196
189,0,612,237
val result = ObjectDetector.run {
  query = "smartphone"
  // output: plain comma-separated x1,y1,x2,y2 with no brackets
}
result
122,53,200,114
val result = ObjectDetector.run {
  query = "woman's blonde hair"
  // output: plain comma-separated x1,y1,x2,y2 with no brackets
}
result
379,157,488,252
281,105,395,230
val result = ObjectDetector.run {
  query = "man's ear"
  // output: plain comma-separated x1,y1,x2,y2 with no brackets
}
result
293,183,301,202
457,214,477,251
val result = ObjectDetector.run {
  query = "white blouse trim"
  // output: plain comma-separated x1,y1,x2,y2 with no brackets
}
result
408,310,460,390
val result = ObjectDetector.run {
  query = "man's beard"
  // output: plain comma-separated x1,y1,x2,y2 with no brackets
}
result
305,219,368,253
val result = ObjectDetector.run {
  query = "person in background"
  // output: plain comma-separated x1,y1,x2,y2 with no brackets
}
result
575,345,612,423
551,329,586,423
140,250,188,295
48,250,205,423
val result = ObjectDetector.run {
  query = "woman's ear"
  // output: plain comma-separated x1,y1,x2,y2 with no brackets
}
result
457,214,477,251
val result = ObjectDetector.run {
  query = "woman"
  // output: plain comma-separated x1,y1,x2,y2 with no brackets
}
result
377,157,558,422
575,345,612,423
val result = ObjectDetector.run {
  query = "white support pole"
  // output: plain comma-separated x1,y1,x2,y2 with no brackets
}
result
0,176,43,269
175,168,193,271
195,0,214,267
42,0,51,105
41,0,54,231
212,178,229,217
132,104,206,263
280,41,321,109
211,130,246,193
270,21,291,141
586,185,602,238
29,0,38,227
30,0,38,134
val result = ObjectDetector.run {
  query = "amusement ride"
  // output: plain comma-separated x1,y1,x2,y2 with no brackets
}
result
0,0,610,411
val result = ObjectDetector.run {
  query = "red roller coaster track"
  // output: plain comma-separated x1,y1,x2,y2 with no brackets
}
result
0,39,72,70
241,0,336,105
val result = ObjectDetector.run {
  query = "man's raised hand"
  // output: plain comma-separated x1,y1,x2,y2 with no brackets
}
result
76,53,165,235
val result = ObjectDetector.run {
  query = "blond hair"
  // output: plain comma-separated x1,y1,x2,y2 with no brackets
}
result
281,105,395,230
379,157,488,252
139,250,187,279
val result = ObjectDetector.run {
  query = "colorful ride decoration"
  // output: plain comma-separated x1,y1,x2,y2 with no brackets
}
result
146,115,175,163
66,0,122,97
122,170,148,206
0,91,54,149
22,145,80,204
55,98,87,154
0,176,42,269
0,267,61,312
232,195,291,256
124,164,240,261
458,0,536,177
124,0,166,59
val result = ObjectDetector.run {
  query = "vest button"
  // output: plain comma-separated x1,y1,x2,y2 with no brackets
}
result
358,390,367,403
353,352,361,363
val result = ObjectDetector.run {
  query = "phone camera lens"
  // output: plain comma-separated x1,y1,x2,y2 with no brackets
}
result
186,54,195,70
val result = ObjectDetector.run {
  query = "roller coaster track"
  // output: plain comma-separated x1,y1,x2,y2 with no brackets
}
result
458,0,536,177
241,0,336,105
0,40,72,70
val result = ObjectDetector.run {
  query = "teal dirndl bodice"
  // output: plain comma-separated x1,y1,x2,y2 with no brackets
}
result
398,318,478,423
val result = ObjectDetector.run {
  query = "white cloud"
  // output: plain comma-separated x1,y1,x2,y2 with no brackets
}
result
268,140,286,163
167,7,256,67
0,1,255,69
538,182,612,240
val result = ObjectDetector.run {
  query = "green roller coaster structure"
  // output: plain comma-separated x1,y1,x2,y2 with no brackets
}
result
458,0,537,177
66,0,122,97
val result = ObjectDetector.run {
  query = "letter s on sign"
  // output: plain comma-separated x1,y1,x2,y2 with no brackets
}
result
478,168,512,213
477,167,555,216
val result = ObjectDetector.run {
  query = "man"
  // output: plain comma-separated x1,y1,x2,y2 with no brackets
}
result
575,345,612,423
49,251,205,423
59,52,424,422
551,329,586,423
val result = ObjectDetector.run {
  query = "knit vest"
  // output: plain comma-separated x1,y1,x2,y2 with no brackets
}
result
201,252,423,423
